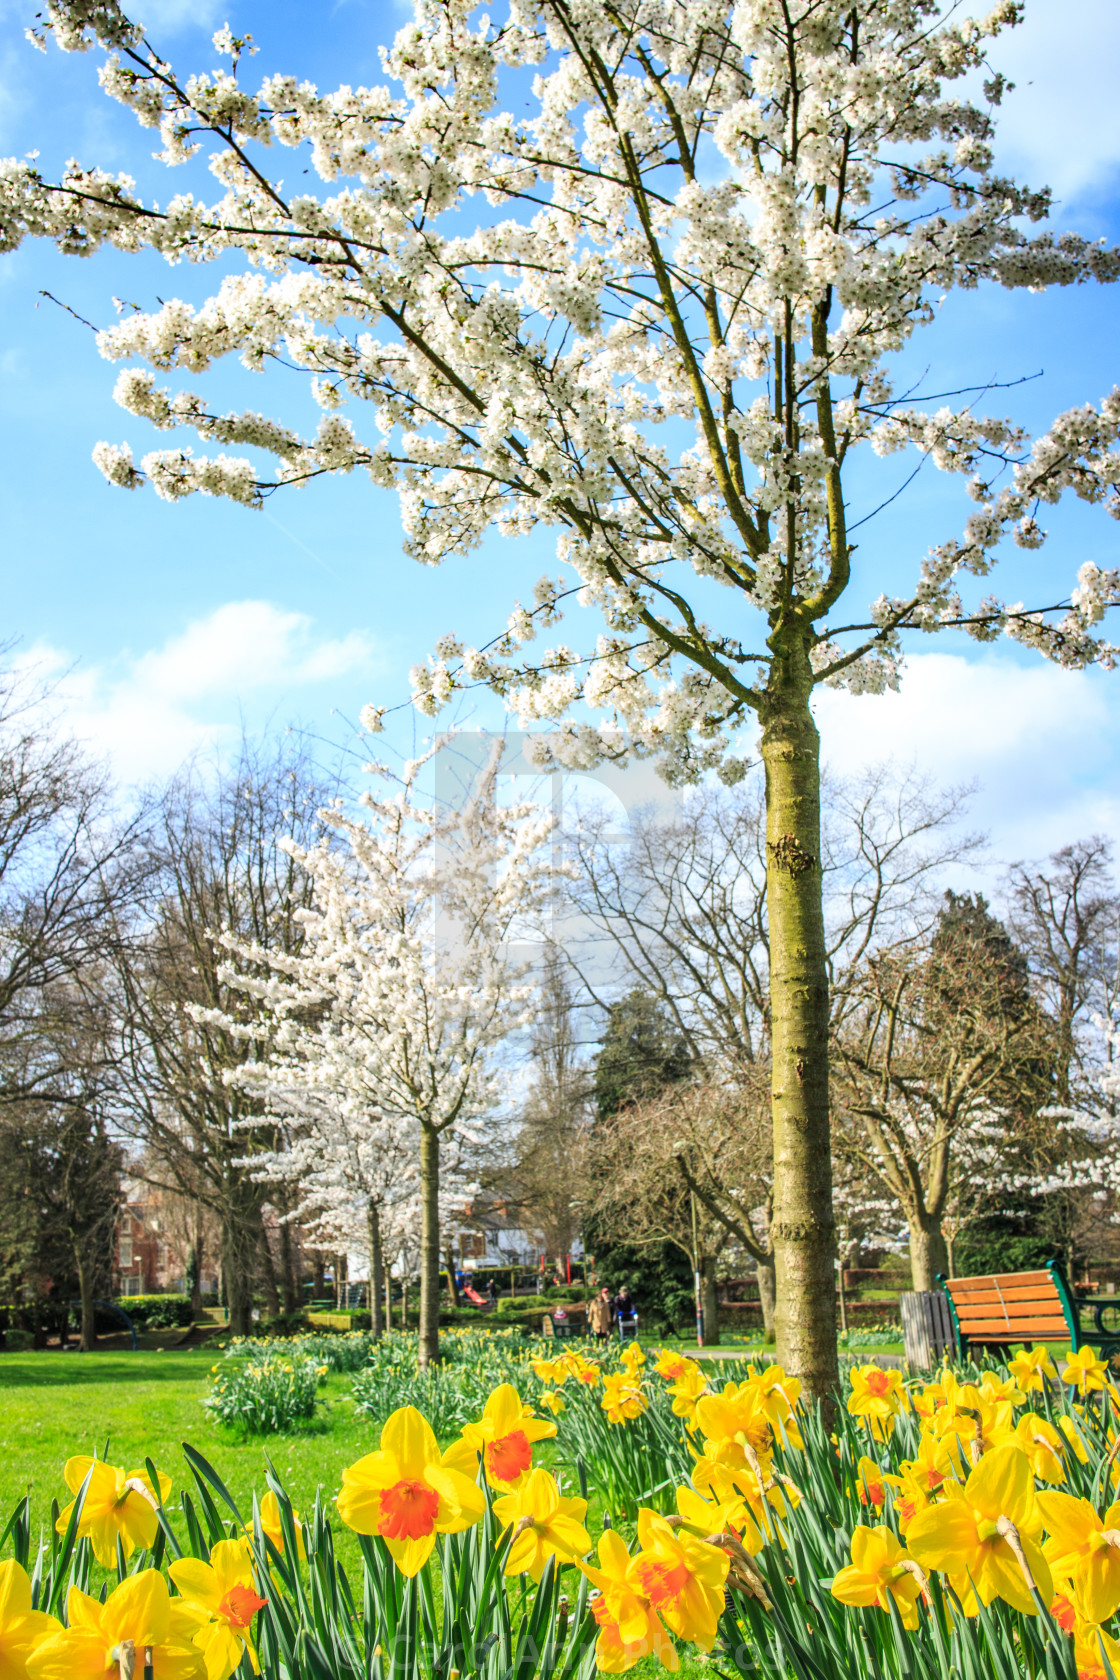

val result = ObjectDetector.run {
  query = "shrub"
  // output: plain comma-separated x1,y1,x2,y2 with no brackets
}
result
202,1352,327,1433
258,1311,311,1337
112,1295,194,1329
223,1330,374,1372
2,1328,34,1351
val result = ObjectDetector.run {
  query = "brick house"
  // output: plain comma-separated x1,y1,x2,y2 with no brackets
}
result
115,1203,166,1296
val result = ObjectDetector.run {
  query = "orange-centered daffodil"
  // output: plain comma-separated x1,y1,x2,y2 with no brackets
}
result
444,1384,557,1488
579,1529,680,1674
625,1509,729,1651
170,1540,267,1680
336,1406,485,1576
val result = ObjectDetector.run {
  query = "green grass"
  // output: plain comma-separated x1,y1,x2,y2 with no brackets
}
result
0,1347,383,1571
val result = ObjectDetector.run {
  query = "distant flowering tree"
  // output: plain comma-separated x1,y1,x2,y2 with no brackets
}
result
4,0,1120,1392
200,747,553,1366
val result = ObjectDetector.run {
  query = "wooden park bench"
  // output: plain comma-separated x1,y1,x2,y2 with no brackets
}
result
938,1259,1120,1362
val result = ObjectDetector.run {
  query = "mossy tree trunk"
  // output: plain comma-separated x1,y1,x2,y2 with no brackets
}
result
368,1196,385,1339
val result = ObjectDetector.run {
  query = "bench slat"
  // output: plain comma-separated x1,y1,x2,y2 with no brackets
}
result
947,1270,1055,1290
954,1298,1063,1320
957,1316,1070,1338
948,1286,1062,1308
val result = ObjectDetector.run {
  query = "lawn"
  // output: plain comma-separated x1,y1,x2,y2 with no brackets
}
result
0,1346,382,1559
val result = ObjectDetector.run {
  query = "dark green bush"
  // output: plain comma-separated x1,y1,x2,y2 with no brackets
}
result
259,1311,311,1337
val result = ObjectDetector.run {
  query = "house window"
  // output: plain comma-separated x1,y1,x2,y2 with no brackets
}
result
460,1231,486,1260
119,1234,133,1268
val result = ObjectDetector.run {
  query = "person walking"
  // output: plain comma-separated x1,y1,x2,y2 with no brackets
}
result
613,1285,637,1338
588,1286,612,1343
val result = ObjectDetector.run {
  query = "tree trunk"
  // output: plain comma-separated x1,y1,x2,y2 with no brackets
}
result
259,1228,281,1317
418,1121,441,1368
760,661,839,1401
702,1263,721,1346
312,1254,325,1297
445,1244,461,1307
384,1263,392,1335
368,1197,384,1339
74,1243,98,1352
755,1252,777,1341
278,1219,299,1314
908,1213,949,1293
223,1222,255,1336
188,1222,204,1317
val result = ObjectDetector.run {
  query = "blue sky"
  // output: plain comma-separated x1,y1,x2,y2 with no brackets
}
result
1,0,1119,880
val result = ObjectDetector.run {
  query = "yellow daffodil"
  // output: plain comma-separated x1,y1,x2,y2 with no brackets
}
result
907,1444,1051,1617
881,1467,932,1533
620,1343,646,1375
443,1384,557,1488
248,1490,306,1560
653,1349,698,1383
1074,1625,1120,1680
1060,1414,1090,1465
1063,1347,1111,1395
579,1529,679,1673
974,1371,1024,1407
169,1540,267,1680
694,1384,774,1461
667,1367,709,1423
562,1353,602,1387
1014,1413,1069,1484
492,1467,590,1580
601,1373,648,1425
539,1390,565,1416
738,1366,803,1444
674,1481,764,1556
938,1397,1016,1474
27,1571,203,1680
531,1357,565,1384
55,1458,172,1568
0,1560,62,1680
911,1379,949,1422
830,1525,924,1630
625,1508,728,1651
335,1406,485,1576
1008,1347,1057,1393
1038,1491,1120,1623
854,1456,886,1511
847,1365,906,1440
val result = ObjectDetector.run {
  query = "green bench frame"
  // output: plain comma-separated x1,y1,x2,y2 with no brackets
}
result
937,1258,1120,1362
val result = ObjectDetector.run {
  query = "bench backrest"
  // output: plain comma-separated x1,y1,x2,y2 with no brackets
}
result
943,1268,1069,1343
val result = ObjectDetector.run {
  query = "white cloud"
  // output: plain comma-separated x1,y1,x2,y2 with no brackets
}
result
812,652,1120,868
985,0,1120,208
25,600,376,783
134,600,372,702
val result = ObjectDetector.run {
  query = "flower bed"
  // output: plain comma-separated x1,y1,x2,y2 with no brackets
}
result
5,1334,1113,1680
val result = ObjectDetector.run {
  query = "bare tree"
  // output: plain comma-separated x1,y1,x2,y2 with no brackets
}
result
566,766,980,1304
834,894,1051,1289
1006,838,1120,1105
108,734,332,1335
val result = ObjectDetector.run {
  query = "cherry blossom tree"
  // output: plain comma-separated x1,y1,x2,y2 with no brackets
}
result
203,747,554,1366
4,0,1120,1393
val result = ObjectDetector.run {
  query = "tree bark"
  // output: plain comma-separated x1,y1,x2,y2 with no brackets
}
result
702,1263,721,1346
188,1222,204,1317
418,1121,441,1367
74,1245,98,1352
223,1221,256,1336
259,1227,281,1317
368,1197,384,1339
445,1244,461,1308
755,1253,777,1341
761,658,839,1400
278,1218,299,1314
908,1214,949,1293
